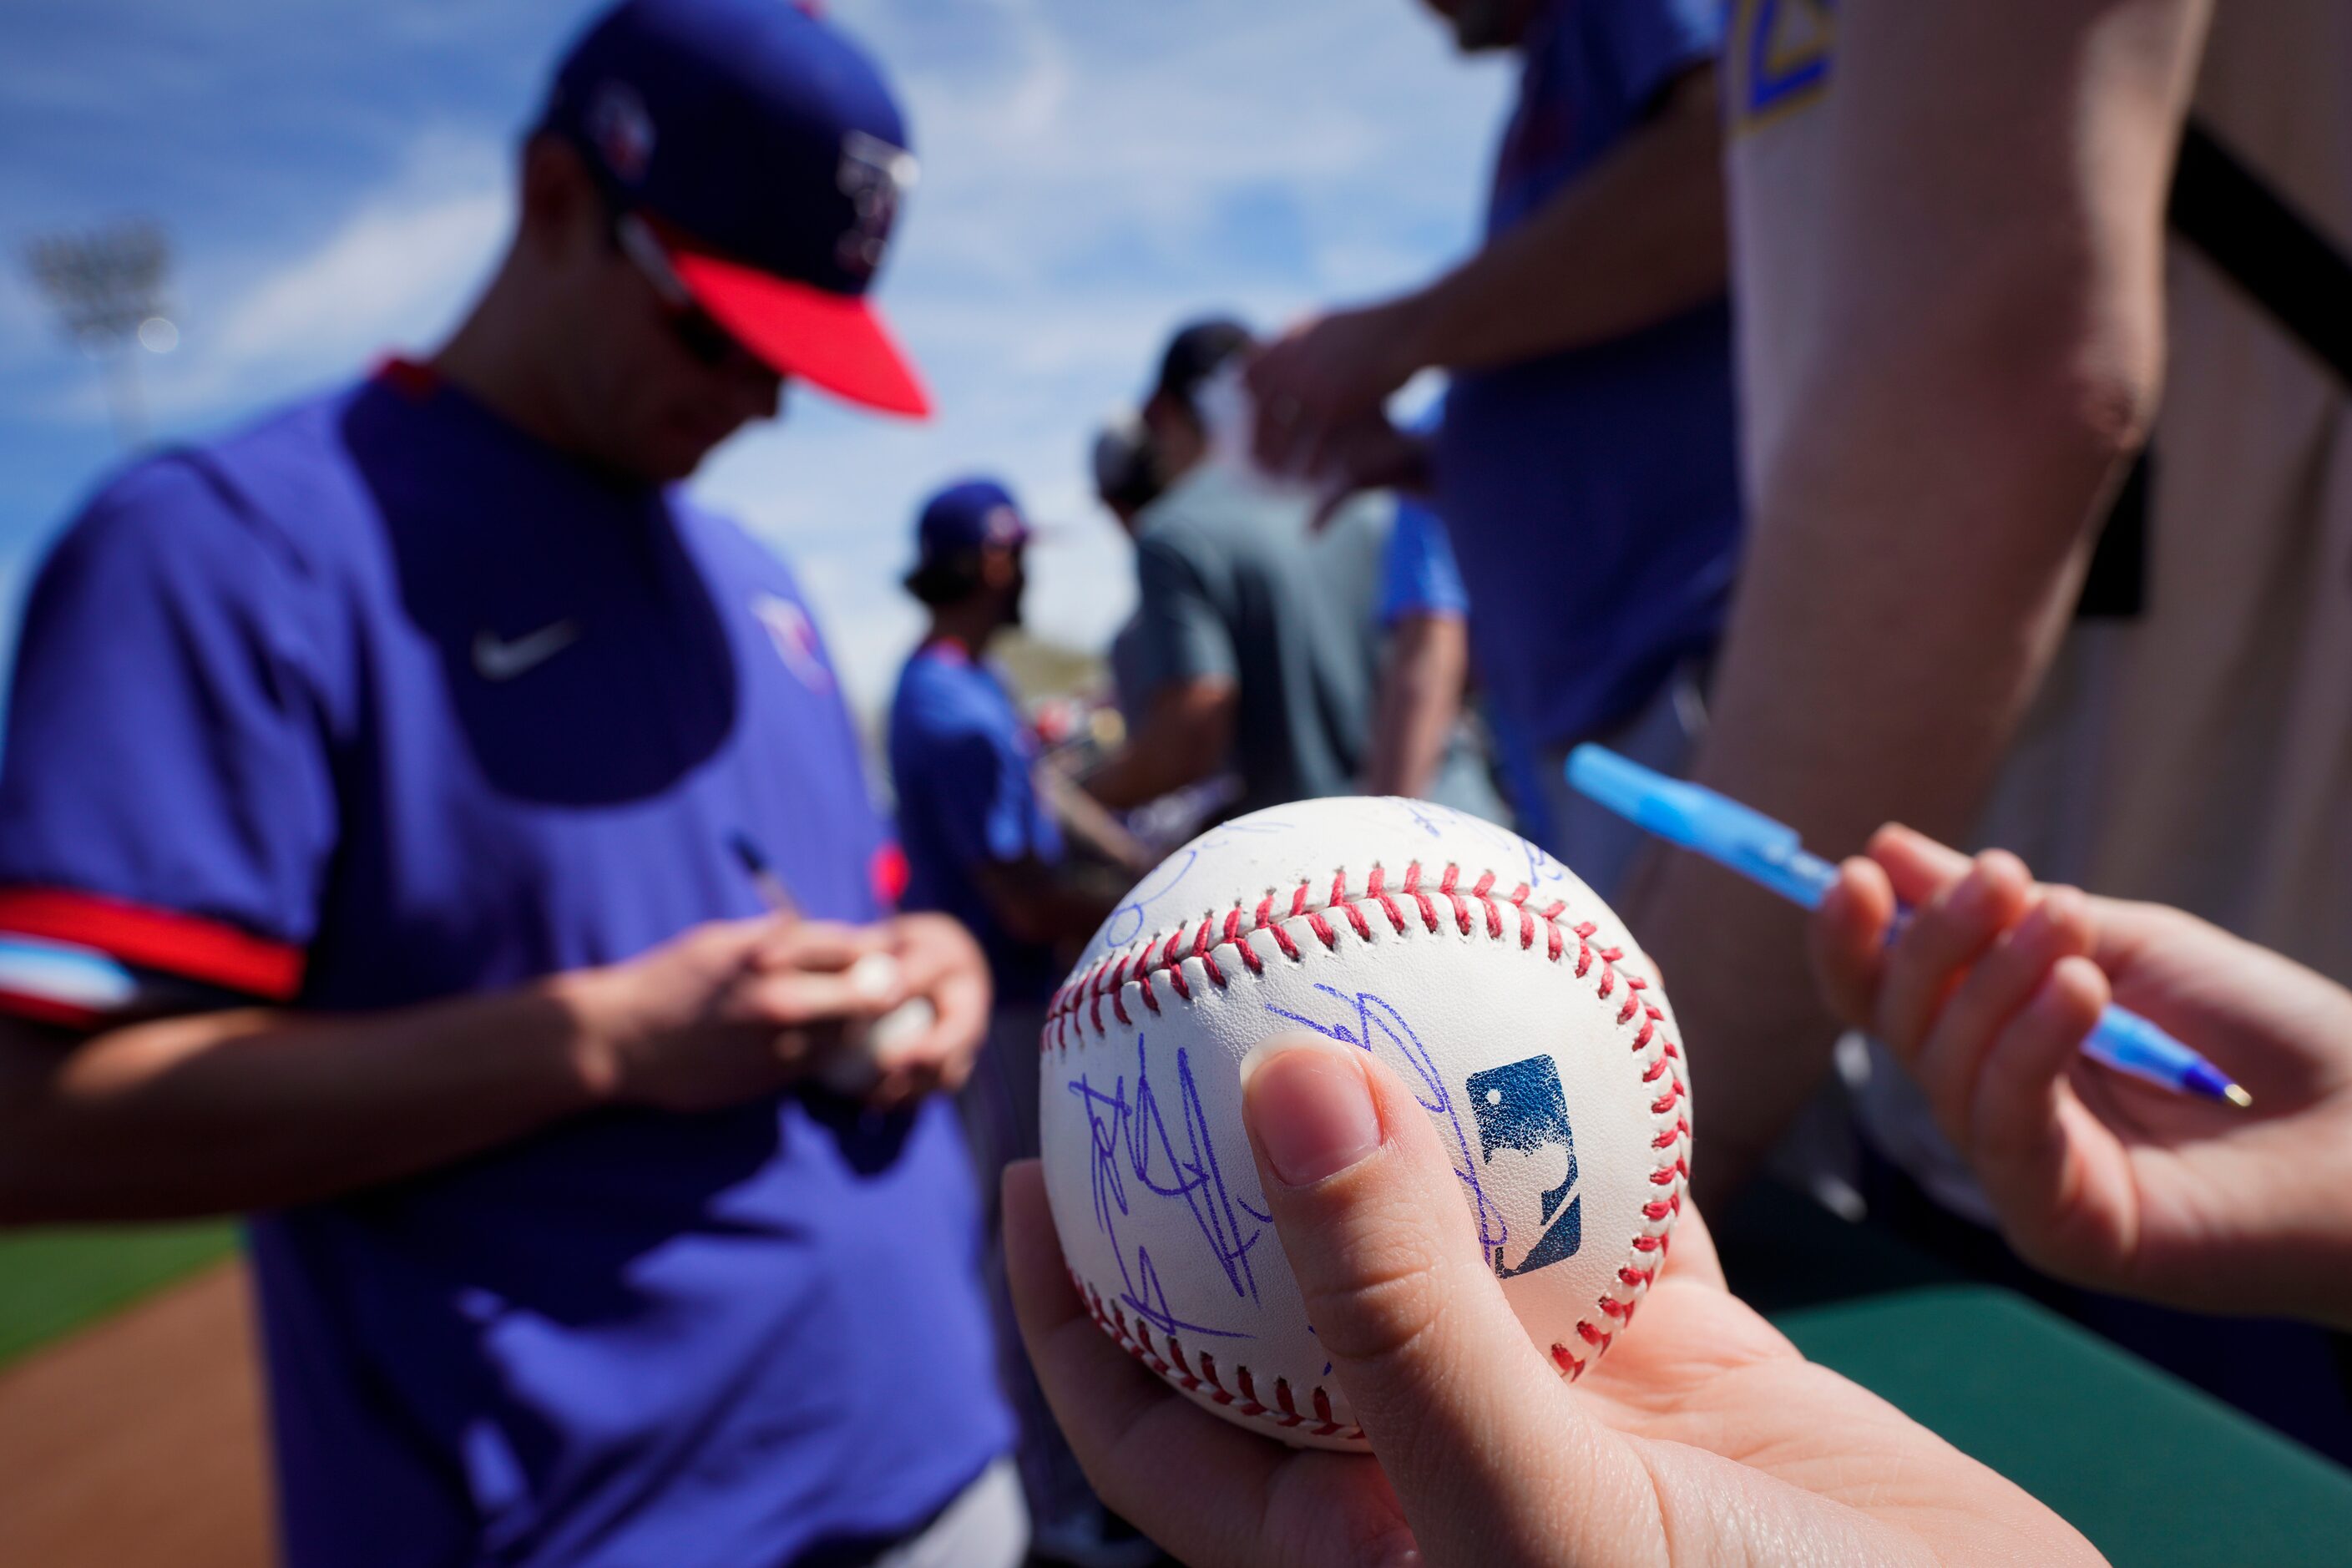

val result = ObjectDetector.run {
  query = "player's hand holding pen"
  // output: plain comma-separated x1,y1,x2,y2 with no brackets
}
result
1813,825,2352,1329
560,917,914,1112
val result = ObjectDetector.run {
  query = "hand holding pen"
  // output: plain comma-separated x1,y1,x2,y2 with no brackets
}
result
1811,822,2352,1328
728,832,962,1103
1568,746,2352,1328
1565,747,2243,1105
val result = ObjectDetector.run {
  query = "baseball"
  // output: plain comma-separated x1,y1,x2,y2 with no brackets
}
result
1039,797,1691,1449
816,955,938,1095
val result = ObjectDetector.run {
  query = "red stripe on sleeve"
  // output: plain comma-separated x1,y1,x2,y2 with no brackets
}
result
0,986,106,1030
0,888,304,1001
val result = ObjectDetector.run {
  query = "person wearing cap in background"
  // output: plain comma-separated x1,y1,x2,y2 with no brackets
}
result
1077,318,1388,823
1089,412,1164,743
0,3,1024,1565
1246,0,1738,898
884,478,1150,1567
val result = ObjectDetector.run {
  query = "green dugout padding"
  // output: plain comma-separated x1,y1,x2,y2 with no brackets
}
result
1722,1182,2352,1568
1782,1287,2352,1568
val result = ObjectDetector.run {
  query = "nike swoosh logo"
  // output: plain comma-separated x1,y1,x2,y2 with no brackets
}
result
472,620,581,681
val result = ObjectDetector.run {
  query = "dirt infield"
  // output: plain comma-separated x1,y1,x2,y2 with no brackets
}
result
0,1259,272,1566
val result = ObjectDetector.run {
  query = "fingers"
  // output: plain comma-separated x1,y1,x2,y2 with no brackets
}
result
1971,954,2110,1167
1003,1161,1309,1568
1247,343,1313,473
1241,1036,1640,1565
1811,857,1899,1030
1866,822,1975,905
748,918,888,974
883,915,991,1100
740,966,902,1030
1873,850,2034,1059
1968,958,2122,1272
1913,887,2099,1150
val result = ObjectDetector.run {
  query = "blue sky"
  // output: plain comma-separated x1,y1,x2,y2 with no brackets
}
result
0,0,1510,715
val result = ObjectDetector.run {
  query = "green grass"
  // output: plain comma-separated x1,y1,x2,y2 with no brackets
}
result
0,1222,240,1368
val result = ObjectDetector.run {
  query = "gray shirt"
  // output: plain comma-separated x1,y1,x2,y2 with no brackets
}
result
1128,464,1387,819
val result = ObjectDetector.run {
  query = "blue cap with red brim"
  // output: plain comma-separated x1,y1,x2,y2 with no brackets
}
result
542,0,931,417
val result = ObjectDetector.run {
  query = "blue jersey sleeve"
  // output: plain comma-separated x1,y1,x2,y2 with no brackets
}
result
1592,0,1722,111
1378,499,1471,626
911,726,1050,873
891,664,1060,880
0,458,338,1024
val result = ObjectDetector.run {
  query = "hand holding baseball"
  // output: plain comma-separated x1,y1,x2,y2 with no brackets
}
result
1813,825,2352,1328
1006,1036,2101,1568
850,912,993,1112
566,915,906,1111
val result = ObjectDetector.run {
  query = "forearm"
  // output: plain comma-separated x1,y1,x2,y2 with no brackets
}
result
1366,615,1469,799
1080,679,1235,810
1649,417,2112,1200
1404,68,1726,374
0,979,612,1222
1080,744,1203,812
1650,0,2212,1202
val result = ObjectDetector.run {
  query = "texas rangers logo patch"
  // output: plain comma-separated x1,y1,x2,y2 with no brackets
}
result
754,594,834,694
835,129,917,280
588,82,655,184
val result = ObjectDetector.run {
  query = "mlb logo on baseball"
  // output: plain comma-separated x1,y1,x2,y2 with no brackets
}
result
1040,797,1691,1449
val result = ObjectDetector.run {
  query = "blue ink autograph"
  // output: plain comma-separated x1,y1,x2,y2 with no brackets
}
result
1101,848,1199,950
1099,816,1297,950
1067,1032,1270,1341
1262,986,1508,1255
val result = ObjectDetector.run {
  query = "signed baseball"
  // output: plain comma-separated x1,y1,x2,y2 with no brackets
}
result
1039,797,1691,1450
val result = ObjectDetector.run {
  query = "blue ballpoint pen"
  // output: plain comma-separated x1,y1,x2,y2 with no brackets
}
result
1566,744,2251,1107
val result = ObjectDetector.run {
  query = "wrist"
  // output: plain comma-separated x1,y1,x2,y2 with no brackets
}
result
1388,280,1454,374
545,964,643,1107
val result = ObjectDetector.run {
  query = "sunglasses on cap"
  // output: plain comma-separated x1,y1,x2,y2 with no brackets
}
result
610,209,765,372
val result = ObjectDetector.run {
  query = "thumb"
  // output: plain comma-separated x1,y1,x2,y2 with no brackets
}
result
1242,1035,1643,1562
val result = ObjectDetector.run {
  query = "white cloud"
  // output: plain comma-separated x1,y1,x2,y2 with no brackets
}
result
139,129,508,421
212,147,504,370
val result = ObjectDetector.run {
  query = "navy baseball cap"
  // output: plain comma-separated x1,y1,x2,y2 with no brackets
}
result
1151,316,1253,412
541,0,930,416
913,478,1031,572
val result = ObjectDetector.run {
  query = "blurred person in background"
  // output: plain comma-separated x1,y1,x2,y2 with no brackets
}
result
1364,494,1511,824
1644,0,2352,1458
886,477,1147,1567
1248,0,1738,896
1079,318,1388,822
1091,411,1163,738
0,3,1025,1565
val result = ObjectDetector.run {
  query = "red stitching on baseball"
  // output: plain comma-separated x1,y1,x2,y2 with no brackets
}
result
1403,862,1439,931
1069,1271,1358,1438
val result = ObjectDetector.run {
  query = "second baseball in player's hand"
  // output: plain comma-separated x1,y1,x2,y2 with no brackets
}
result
1039,797,1692,1449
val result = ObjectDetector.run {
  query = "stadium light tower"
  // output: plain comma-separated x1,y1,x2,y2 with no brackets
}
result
24,220,179,452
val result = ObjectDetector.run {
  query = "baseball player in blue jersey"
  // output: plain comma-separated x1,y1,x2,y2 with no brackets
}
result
0,3,1023,1565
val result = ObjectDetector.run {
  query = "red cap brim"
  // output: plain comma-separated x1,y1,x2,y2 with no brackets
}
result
669,244,931,418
